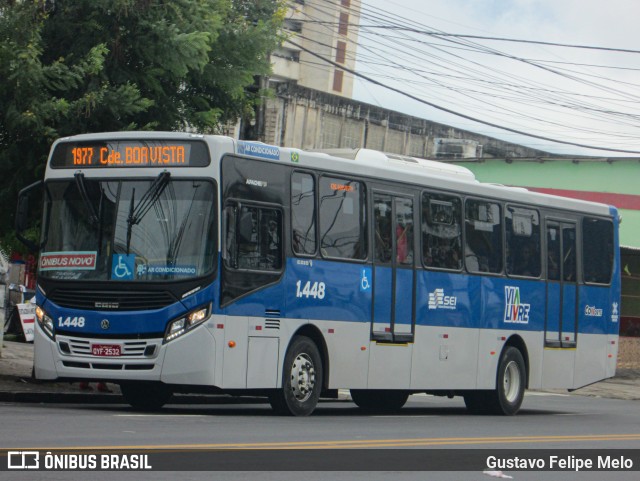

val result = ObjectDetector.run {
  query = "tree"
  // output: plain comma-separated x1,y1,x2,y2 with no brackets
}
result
0,0,284,252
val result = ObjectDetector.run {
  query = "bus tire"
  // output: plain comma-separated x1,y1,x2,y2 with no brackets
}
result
487,346,526,415
269,335,322,416
350,389,409,413
120,382,172,411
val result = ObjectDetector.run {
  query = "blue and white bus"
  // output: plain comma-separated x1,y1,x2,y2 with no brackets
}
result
16,132,621,415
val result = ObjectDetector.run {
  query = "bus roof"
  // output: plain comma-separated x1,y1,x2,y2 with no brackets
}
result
48,132,615,218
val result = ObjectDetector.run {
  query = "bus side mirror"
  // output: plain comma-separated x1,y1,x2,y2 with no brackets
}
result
15,180,44,252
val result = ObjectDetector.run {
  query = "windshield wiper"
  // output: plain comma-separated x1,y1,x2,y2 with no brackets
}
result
74,172,100,226
167,182,200,265
75,172,107,254
126,171,171,253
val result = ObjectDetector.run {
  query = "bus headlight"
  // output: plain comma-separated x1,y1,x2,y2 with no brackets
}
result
35,306,55,339
164,304,211,344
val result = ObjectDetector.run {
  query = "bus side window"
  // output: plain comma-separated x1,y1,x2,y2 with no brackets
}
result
422,193,463,270
547,226,561,281
506,207,541,278
562,227,576,282
583,218,613,284
464,199,502,274
291,172,317,256
224,203,282,271
319,177,367,260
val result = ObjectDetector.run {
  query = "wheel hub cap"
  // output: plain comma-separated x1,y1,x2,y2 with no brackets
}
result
290,353,315,402
504,360,521,403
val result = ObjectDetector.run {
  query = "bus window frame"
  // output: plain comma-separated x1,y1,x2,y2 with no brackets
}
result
505,203,542,280
420,189,464,273
222,198,285,275
290,170,319,259
317,174,369,263
463,196,504,276
581,216,614,287
543,214,582,284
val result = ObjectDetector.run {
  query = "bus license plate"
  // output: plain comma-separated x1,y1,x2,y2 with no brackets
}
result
91,344,121,357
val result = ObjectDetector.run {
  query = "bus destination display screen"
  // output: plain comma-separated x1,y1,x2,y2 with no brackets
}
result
50,140,210,168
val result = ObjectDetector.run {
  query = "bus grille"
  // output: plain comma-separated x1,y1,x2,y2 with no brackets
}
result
58,336,160,359
48,289,176,311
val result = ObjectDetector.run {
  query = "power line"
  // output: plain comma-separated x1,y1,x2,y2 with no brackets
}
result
300,21,640,55
284,1,640,151
286,38,640,155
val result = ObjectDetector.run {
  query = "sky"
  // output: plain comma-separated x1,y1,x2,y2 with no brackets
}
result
350,0,640,156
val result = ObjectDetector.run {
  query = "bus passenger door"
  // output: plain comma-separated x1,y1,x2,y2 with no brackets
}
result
371,193,415,342
545,221,577,347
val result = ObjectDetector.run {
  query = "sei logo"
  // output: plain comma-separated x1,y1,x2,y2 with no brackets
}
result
428,288,457,310
295,280,326,299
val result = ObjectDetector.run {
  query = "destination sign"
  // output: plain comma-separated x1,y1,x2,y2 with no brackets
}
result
50,140,210,168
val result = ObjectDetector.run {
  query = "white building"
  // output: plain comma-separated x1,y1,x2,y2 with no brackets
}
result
271,0,361,98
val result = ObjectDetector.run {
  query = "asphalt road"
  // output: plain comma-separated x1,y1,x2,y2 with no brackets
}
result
1,391,639,480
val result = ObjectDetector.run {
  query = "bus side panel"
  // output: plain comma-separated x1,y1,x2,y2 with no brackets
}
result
247,337,279,388
572,334,608,389
541,349,576,388
574,284,614,388
221,315,249,389
470,276,540,389
368,342,413,389
161,325,217,385
607,334,619,379
284,259,371,323
476,330,543,389
411,270,479,389
411,325,479,389
320,320,370,389
525,332,544,389
285,258,372,388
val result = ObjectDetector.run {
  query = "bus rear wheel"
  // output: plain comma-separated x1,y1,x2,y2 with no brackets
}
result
120,382,172,411
269,335,323,416
350,390,409,413
490,346,527,415
464,347,526,415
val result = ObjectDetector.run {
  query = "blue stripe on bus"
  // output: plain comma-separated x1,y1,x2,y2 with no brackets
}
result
221,258,619,335
38,251,619,337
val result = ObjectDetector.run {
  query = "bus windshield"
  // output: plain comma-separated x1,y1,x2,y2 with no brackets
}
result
39,178,217,282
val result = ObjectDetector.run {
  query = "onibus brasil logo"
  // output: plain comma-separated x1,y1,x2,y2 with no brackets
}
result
504,286,530,324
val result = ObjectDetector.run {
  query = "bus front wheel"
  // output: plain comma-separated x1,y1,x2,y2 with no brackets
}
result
269,336,323,416
120,382,172,411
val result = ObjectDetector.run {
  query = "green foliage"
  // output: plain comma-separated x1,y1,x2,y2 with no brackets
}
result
0,0,284,253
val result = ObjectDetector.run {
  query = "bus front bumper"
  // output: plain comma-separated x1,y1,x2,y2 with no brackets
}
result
33,320,218,385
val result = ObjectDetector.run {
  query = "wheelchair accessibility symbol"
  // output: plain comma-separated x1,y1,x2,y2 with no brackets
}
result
360,268,371,292
112,254,135,280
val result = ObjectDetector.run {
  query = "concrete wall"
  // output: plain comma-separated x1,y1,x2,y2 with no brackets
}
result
618,337,640,370
262,82,546,159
